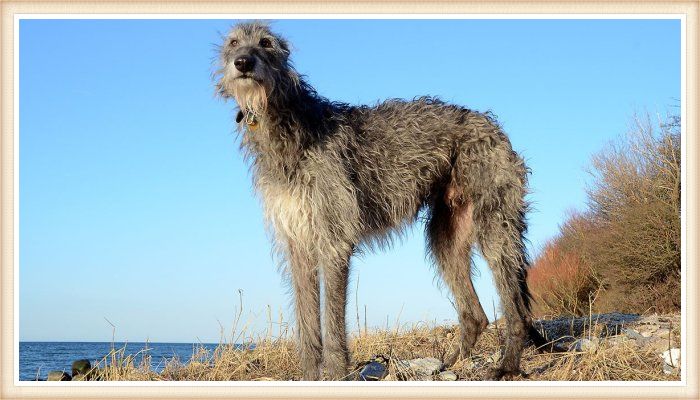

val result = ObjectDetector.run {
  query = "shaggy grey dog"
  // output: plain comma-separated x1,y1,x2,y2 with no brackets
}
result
216,21,546,381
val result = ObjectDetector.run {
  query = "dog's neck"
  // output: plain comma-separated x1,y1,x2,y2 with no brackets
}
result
249,77,329,140
239,78,330,181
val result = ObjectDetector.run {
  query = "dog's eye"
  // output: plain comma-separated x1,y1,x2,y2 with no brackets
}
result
229,38,239,47
259,38,273,48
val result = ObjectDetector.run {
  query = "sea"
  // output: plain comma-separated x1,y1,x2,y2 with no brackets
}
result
19,341,226,381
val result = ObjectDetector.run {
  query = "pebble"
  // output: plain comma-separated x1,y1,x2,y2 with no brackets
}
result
437,371,457,381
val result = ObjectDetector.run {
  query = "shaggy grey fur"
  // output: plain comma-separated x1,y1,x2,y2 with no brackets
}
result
215,21,546,381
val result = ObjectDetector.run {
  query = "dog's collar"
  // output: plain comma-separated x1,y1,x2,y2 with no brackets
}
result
236,110,259,129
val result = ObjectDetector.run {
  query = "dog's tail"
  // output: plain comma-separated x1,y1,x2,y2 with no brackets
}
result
527,323,557,352
520,267,561,353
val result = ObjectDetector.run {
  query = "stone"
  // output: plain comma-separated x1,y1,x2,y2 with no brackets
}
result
534,313,640,340
571,338,599,352
622,328,645,341
71,359,92,377
358,361,388,381
437,370,458,381
47,371,71,381
661,348,681,368
396,357,443,378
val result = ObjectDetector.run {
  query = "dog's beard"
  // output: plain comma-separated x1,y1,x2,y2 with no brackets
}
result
231,79,268,118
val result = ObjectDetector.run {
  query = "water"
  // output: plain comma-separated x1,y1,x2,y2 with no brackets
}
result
19,341,225,381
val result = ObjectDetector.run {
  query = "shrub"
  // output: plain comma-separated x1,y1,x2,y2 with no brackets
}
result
528,234,599,317
584,113,681,313
529,112,681,315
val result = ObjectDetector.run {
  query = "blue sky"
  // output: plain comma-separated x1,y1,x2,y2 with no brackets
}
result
19,19,680,343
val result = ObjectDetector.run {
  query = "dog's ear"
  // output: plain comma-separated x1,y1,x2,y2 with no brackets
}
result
236,110,244,123
279,39,290,54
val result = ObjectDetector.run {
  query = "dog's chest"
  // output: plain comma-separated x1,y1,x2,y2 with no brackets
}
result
260,180,317,243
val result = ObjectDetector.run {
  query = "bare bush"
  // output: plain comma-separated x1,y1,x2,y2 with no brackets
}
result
528,232,599,317
585,113,681,312
529,112,680,315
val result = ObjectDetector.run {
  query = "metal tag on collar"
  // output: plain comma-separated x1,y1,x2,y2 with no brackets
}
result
245,111,258,127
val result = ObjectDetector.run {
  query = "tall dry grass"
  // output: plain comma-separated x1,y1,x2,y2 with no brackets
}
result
81,312,677,382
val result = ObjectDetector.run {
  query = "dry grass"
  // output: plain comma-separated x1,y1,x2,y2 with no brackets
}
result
84,315,679,382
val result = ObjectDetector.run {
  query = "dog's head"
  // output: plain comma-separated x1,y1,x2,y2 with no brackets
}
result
215,21,297,117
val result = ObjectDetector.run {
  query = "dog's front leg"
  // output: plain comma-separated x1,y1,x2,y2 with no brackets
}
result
321,248,352,380
289,245,322,380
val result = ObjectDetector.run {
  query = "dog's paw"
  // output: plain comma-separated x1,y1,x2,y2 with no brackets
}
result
485,367,528,381
443,350,463,368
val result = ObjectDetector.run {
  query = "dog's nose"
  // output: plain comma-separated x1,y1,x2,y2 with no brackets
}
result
234,56,255,73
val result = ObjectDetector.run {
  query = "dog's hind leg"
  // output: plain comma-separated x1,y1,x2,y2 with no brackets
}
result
289,245,323,381
474,179,533,380
427,178,489,367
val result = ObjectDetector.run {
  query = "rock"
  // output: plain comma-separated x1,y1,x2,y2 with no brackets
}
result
359,361,388,381
622,328,646,341
661,348,681,368
47,371,71,381
437,370,457,381
638,314,675,331
571,338,599,352
396,357,443,379
534,313,640,341
71,359,92,377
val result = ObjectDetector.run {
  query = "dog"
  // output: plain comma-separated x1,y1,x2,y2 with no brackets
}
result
215,21,546,380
